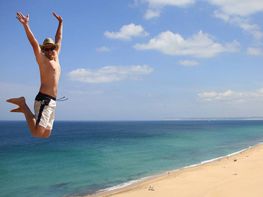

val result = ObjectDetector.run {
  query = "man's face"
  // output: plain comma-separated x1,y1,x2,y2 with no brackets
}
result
42,44,56,60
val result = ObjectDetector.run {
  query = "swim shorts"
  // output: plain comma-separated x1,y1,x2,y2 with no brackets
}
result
34,92,56,129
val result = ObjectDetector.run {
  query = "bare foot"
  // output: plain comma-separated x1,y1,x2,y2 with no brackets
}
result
10,107,23,113
6,97,25,105
6,97,26,113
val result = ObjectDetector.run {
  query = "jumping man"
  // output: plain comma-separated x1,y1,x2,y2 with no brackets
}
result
6,12,63,138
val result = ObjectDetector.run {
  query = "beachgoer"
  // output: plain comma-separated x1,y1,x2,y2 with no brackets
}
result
6,12,63,138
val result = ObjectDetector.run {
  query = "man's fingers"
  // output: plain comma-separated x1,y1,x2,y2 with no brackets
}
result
52,12,57,17
20,12,26,18
17,12,23,17
17,13,23,19
52,12,61,20
16,15,22,22
17,12,27,19
16,12,21,18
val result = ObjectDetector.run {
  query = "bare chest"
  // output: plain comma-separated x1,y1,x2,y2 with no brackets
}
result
39,56,61,74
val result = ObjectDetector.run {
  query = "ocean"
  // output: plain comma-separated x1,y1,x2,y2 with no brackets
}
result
1,120,263,197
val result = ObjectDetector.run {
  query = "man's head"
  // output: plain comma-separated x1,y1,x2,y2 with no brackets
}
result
40,38,57,60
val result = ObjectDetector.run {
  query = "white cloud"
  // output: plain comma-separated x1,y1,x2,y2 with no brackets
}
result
178,60,199,66
144,9,161,19
214,11,263,40
104,23,148,40
96,46,111,52
68,65,154,83
198,88,263,102
210,1,263,40
138,0,263,40
141,0,263,18
247,47,263,56
238,20,263,40
139,0,195,19
134,31,239,58
208,0,263,17
144,0,195,7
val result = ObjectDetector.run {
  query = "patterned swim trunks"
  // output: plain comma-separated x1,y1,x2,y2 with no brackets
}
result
34,92,56,129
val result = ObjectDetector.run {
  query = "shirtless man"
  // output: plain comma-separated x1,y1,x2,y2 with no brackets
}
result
6,12,63,138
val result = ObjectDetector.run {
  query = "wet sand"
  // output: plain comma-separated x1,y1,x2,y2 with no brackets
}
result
87,143,263,197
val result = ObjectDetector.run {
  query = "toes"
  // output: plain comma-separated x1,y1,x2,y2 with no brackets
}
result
10,107,22,113
6,97,25,105
6,99,13,103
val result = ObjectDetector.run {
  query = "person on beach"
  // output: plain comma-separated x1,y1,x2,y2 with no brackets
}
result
6,12,63,138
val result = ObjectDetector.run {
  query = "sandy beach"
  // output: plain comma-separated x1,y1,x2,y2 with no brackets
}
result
88,143,263,197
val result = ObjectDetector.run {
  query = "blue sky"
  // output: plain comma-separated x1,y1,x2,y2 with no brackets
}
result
1,0,263,120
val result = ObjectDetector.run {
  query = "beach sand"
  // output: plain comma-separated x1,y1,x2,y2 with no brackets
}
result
87,143,263,197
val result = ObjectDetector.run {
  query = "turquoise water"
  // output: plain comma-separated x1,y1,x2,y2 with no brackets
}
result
1,120,263,197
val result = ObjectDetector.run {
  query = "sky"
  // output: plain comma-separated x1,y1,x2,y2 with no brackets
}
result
1,0,263,120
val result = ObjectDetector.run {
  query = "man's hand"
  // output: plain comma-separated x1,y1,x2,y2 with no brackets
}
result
16,12,29,25
52,12,63,23
53,12,63,53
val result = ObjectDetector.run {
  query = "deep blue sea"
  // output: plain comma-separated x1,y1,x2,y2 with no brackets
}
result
1,120,263,197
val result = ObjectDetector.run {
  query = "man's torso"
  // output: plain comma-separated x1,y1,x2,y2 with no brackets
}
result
37,53,61,98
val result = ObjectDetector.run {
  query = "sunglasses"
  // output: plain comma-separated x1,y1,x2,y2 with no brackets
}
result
43,46,56,52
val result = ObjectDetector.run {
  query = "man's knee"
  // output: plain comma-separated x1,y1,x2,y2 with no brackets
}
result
42,129,51,138
32,125,51,138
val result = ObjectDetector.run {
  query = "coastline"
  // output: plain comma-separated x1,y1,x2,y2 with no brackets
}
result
86,143,263,197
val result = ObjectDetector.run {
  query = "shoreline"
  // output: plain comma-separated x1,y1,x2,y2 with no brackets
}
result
86,142,263,197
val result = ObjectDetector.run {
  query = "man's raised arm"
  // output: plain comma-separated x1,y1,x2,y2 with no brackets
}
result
16,12,41,57
53,12,63,53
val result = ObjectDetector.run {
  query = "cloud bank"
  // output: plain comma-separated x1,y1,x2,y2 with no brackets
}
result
134,31,239,58
69,65,154,83
198,88,263,102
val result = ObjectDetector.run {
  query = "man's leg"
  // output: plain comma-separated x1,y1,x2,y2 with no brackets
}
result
6,97,50,138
